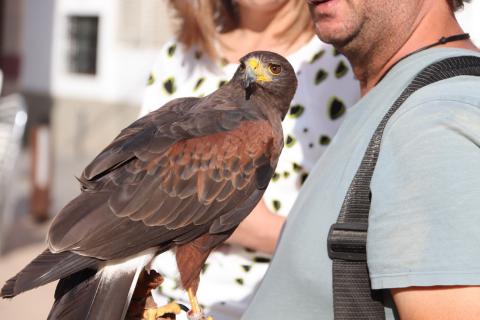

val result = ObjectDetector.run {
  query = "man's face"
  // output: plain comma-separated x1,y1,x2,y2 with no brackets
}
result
306,0,365,46
306,0,422,51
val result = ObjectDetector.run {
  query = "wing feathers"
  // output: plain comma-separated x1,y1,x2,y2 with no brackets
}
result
105,120,275,230
1,250,99,298
50,112,278,260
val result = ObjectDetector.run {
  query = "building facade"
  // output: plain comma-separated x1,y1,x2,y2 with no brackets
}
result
2,0,173,213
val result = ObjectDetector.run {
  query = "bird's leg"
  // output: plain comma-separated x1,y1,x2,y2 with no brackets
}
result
186,287,213,320
176,235,221,320
143,302,185,320
126,268,186,320
187,287,201,315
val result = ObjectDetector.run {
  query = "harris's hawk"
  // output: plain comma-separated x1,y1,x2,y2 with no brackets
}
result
1,51,297,320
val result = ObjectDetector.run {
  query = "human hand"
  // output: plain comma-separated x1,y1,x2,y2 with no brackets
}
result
226,200,285,254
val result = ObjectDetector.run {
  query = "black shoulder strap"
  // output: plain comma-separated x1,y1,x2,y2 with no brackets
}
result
327,55,480,320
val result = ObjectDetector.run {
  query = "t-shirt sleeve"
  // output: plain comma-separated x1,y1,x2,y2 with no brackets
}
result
367,96,480,290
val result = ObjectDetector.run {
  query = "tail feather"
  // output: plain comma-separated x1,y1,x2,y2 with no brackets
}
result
54,268,98,301
1,277,16,298
48,272,100,320
48,251,154,320
1,249,99,298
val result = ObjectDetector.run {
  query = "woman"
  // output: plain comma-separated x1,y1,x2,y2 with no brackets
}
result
141,1,360,319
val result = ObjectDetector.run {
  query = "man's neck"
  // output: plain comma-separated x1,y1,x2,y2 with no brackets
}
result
345,2,478,96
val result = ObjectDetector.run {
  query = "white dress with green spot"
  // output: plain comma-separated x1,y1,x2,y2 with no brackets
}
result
141,37,360,320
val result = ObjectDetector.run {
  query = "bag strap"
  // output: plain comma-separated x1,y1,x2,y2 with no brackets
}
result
327,55,480,320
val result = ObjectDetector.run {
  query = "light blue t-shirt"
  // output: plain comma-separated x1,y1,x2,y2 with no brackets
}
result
242,48,480,320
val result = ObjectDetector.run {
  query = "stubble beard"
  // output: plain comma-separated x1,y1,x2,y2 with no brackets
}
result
312,2,409,81
309,2,368,56
315,19,364,54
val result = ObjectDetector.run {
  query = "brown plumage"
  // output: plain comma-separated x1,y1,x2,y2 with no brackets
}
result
1,51,297,319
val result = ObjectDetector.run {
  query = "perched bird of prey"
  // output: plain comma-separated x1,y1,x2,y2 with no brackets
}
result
1,51,297,320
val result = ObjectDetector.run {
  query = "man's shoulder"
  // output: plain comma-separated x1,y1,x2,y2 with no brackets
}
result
389,73,480,130
410,72,480,107
356,50,480,126
368,61,480,293
380,53,480,134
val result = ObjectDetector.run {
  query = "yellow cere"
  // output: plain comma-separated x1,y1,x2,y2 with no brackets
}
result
246,57,272,82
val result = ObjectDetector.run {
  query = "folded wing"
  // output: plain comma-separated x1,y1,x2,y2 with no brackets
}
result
48,96,279,261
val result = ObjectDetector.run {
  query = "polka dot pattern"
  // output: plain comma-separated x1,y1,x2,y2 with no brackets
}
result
315,69,329,85
218,80,227,88
163,77,176,95
300,172,309,185
335,60,349,78
328,96,346,120
147,73,155,86
289,104,305,118
285,135,296,147
194,77,205,91
319,135,331,145
272,199,281,211
310,49,325,63
167,44,176,57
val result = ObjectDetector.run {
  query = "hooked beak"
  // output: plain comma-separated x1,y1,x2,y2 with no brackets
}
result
243,64,257,90
242,57,272,90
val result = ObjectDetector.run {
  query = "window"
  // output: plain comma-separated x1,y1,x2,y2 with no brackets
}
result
68,16,99,75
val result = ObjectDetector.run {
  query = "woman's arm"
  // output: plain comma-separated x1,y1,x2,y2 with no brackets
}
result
226,200,285,255
391,286,480,320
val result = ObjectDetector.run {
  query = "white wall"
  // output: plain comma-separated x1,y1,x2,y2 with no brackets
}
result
47,0,175,212
50,0,173,106
20,0,55,93
457,1,480,46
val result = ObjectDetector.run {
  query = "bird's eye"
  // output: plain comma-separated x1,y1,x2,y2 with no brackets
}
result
239,62,246,71
268,63,282,75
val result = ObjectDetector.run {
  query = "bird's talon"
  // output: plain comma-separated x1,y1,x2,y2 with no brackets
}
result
143,302,182,320
178,303,190,312
186,310,214,320
143,308,157,320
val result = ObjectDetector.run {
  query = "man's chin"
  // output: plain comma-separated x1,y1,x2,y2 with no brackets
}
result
314,27,346,46
313,18,360,51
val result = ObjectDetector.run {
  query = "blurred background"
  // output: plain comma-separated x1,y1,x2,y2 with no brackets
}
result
0,0,478,319
0,0,174,317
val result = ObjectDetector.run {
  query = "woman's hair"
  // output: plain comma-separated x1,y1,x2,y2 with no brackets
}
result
168,0,313,61
450,0,471,11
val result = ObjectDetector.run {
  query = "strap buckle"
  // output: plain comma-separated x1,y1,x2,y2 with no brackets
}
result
327,222,368,261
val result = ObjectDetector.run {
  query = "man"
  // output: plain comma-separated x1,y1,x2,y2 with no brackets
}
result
242,0,480,319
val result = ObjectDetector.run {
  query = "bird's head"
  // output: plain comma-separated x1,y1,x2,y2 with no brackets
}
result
233,51,297,118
